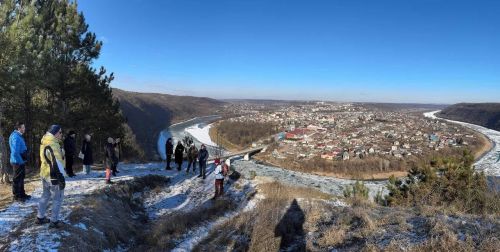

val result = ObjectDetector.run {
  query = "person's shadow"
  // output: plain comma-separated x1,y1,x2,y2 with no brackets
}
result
274,199,306,251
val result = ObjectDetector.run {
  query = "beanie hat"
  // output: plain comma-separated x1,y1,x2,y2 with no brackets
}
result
48,125,61,135
214,158,221,165
68,130,76,136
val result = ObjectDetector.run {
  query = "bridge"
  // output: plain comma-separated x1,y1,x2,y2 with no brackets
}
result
208,146,267,162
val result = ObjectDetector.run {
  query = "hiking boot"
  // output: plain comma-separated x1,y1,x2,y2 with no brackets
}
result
36,217,50,225
21,194,32,200
106,180,114,184
197,175,202,178
166,167,172,170
112,171,117,176
49,221,63,229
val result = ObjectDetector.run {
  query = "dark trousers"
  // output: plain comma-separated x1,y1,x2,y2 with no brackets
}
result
166,154,172,169
112,163,118,173
215,179,224,198
199,160,207,178
11,164,26,197
187,159,197,172
65,155,74,175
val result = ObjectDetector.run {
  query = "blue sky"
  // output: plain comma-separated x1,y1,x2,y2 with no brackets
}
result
78,0,500,103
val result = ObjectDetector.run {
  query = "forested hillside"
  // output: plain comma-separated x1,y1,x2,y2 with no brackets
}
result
113,89,225,159
438,103,500,131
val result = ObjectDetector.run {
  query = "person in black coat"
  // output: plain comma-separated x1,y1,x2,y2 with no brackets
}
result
165,138,174,170
197,144,209,179
63,131,77,177
81,134,93,175
174,141,185,171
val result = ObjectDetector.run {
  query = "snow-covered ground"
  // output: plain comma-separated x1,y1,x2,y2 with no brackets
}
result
0,157,265,251
0,160,237,251
424,111,500,176
232,159,388,199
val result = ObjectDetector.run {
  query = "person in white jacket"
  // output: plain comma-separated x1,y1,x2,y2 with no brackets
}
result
213,158,228,199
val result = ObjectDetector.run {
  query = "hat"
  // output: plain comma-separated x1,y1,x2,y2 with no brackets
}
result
48,125,61,135
214,158,221,165
68,130,76,136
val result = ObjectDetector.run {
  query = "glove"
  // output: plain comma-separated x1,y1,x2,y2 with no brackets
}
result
21,150,28,161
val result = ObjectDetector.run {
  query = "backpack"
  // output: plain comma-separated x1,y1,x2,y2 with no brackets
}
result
222,163,229,176
44,146,65,190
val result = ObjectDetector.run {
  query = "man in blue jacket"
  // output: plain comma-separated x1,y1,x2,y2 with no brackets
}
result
9,122,30,202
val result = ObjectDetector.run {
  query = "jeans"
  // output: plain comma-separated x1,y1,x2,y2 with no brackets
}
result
11,163,26,197
199,160,207,178
83,165,91,174
37,178,64,222
187,159,197,172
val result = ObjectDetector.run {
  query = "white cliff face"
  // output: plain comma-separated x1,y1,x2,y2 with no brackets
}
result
425,111,500,176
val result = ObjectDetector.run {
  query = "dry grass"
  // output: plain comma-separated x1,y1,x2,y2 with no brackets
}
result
258,181,334,201
59,175,169,251
194,180,500,252
194,182,339,251
133,198,238,251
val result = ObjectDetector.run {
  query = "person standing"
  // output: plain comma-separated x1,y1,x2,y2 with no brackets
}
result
174,141,185,171
186,144,198,174
197,144,209,179
63,131,77,177
36,125,66,228
81,134,93,175
112,138,120,174
165,138,174,170
104,137,118,183
9,122,29,202
213,158,228,199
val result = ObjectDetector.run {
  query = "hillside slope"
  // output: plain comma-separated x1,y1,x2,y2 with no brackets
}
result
113,89,225,159
438,103,500,131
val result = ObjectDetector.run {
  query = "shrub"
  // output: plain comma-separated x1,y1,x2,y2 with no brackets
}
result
343,181,369,200
383,150,499,214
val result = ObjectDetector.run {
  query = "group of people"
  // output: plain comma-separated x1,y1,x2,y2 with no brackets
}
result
5,123,230,229
165,137,229,199
7,122,122,228
165,138,210,179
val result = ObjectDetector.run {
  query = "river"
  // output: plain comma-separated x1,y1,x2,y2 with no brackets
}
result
156,111,500,198
156,115,387,198
424,111,500,177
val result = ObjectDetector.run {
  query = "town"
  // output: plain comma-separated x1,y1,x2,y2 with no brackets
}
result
221,102,483,169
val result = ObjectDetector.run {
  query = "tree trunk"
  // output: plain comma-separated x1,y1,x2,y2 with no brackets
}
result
0,103,11,183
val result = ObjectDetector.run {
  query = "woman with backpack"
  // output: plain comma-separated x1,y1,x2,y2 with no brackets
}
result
213,158,229,199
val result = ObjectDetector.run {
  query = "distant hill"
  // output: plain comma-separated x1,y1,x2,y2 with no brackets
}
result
113,89,225,160
438,103,500,131
359,103,448,111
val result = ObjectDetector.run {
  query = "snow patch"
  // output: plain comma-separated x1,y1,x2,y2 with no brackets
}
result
185,123,218,147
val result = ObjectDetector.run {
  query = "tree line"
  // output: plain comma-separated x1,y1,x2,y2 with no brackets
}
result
215,120,279,148
0,0,136,168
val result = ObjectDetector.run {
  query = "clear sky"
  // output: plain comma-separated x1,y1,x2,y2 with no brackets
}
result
77,0,500,103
